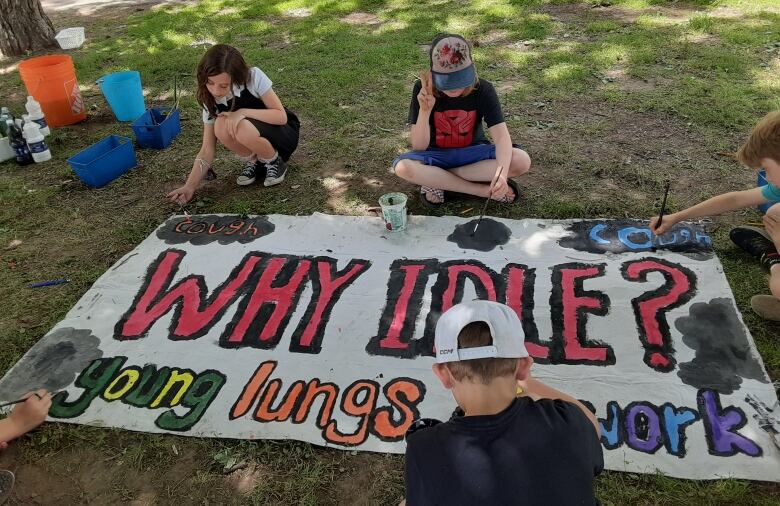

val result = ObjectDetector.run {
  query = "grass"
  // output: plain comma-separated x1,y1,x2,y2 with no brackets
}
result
1,0,780,503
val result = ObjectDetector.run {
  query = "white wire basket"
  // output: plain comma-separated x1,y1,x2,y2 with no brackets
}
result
55,27,85,49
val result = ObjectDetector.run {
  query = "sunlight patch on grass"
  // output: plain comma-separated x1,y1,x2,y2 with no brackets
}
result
586,20,621,34
751,67,780,95
443,17,480,35
689,14,715,33
542,62,587,84
501,49,536,66
515,13,554,40
590,43,629,67
373,19,408,34
635,12,682,28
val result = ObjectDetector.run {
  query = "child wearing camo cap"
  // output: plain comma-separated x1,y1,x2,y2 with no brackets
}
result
393,34,532,206
401,301,602,505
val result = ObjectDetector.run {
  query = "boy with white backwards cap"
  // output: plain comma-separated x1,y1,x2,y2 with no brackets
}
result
402,300,602,506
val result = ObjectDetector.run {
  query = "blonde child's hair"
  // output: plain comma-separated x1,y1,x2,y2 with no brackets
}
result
737,110,780,168
445,321,518,384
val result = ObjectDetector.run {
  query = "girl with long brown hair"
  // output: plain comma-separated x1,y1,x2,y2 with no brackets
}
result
168,44,300,204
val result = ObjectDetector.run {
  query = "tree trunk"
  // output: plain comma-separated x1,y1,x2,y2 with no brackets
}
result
0,0,57,57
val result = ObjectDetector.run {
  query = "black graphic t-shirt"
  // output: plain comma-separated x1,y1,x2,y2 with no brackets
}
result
404,397,603,506
407,79,505,149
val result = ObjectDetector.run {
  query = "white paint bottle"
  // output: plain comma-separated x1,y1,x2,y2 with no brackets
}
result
23,121,51,162
25,96,50,136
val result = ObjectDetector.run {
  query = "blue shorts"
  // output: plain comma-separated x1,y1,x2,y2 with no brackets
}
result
393,143,498,170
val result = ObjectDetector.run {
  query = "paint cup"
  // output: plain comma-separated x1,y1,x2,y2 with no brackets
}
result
378,192,407,232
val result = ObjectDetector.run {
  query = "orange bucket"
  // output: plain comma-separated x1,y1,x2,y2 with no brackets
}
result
18,54,86,127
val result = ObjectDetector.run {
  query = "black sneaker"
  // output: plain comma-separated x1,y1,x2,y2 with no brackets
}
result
263,156,288,187
236,159,257,186
729,226,780,270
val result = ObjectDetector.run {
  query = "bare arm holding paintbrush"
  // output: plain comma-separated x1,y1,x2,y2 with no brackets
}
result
488,123,514,199
167,123,218,205
650,187,770,235
0,390,51,449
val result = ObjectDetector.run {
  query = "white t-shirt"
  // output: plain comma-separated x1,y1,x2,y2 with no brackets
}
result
201,67,273,124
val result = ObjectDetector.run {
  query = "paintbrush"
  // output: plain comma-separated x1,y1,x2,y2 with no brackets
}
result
0,392,44,409
471,165,505,236
651,180,671,252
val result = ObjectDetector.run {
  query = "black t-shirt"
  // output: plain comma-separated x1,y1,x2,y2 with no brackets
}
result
407,79,505,150
404,397,603,506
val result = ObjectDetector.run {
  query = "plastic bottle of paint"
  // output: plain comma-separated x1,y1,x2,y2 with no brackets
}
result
0,107,11,137
7,119,33,165
23,121,51,163
24,96,50,136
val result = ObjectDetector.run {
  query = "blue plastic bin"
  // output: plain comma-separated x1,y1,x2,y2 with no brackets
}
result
67,135,137,188
98,71,145,122
131,107,181,149
758,170,772,214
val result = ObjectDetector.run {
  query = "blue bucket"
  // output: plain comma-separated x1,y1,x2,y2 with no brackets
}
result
98,71,145,122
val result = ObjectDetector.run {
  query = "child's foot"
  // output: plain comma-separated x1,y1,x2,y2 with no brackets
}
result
750,294,780,321
491,178,520,205
263,155,288,187
420,186,445,206
730,226,780,270
236,159,258,186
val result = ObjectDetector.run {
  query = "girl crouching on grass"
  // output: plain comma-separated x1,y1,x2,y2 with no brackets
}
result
168,44,300,204
393,34,531,206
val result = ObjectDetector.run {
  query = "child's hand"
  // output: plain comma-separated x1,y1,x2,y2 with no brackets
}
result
649,215,674,235
488,165,508,199
9,390,51,433
418,71,435,112
763,204,780,245
167,185,195,205
218,110,246,138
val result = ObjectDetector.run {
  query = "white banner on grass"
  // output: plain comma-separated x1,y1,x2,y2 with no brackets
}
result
1,213,778,482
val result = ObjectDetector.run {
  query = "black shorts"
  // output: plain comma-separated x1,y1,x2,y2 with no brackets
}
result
246,107,300,161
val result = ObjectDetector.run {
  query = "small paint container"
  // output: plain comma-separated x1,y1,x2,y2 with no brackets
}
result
379,192,408,232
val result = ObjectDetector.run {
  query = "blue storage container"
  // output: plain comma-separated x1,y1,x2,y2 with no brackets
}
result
131,107,181,149
67,135,137,188
758,170,772,214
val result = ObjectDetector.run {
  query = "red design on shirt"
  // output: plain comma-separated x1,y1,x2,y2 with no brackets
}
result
434,110,476,148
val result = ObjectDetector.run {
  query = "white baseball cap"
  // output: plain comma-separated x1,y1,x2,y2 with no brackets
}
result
434,300,528,364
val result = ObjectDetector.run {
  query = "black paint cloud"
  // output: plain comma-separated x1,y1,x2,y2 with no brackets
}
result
559,219,714,260
447,219,511,252
676,298,769,394
0,327,103,401
156,214,274,245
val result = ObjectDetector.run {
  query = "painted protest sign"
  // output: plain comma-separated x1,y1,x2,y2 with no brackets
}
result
1,213,778,482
